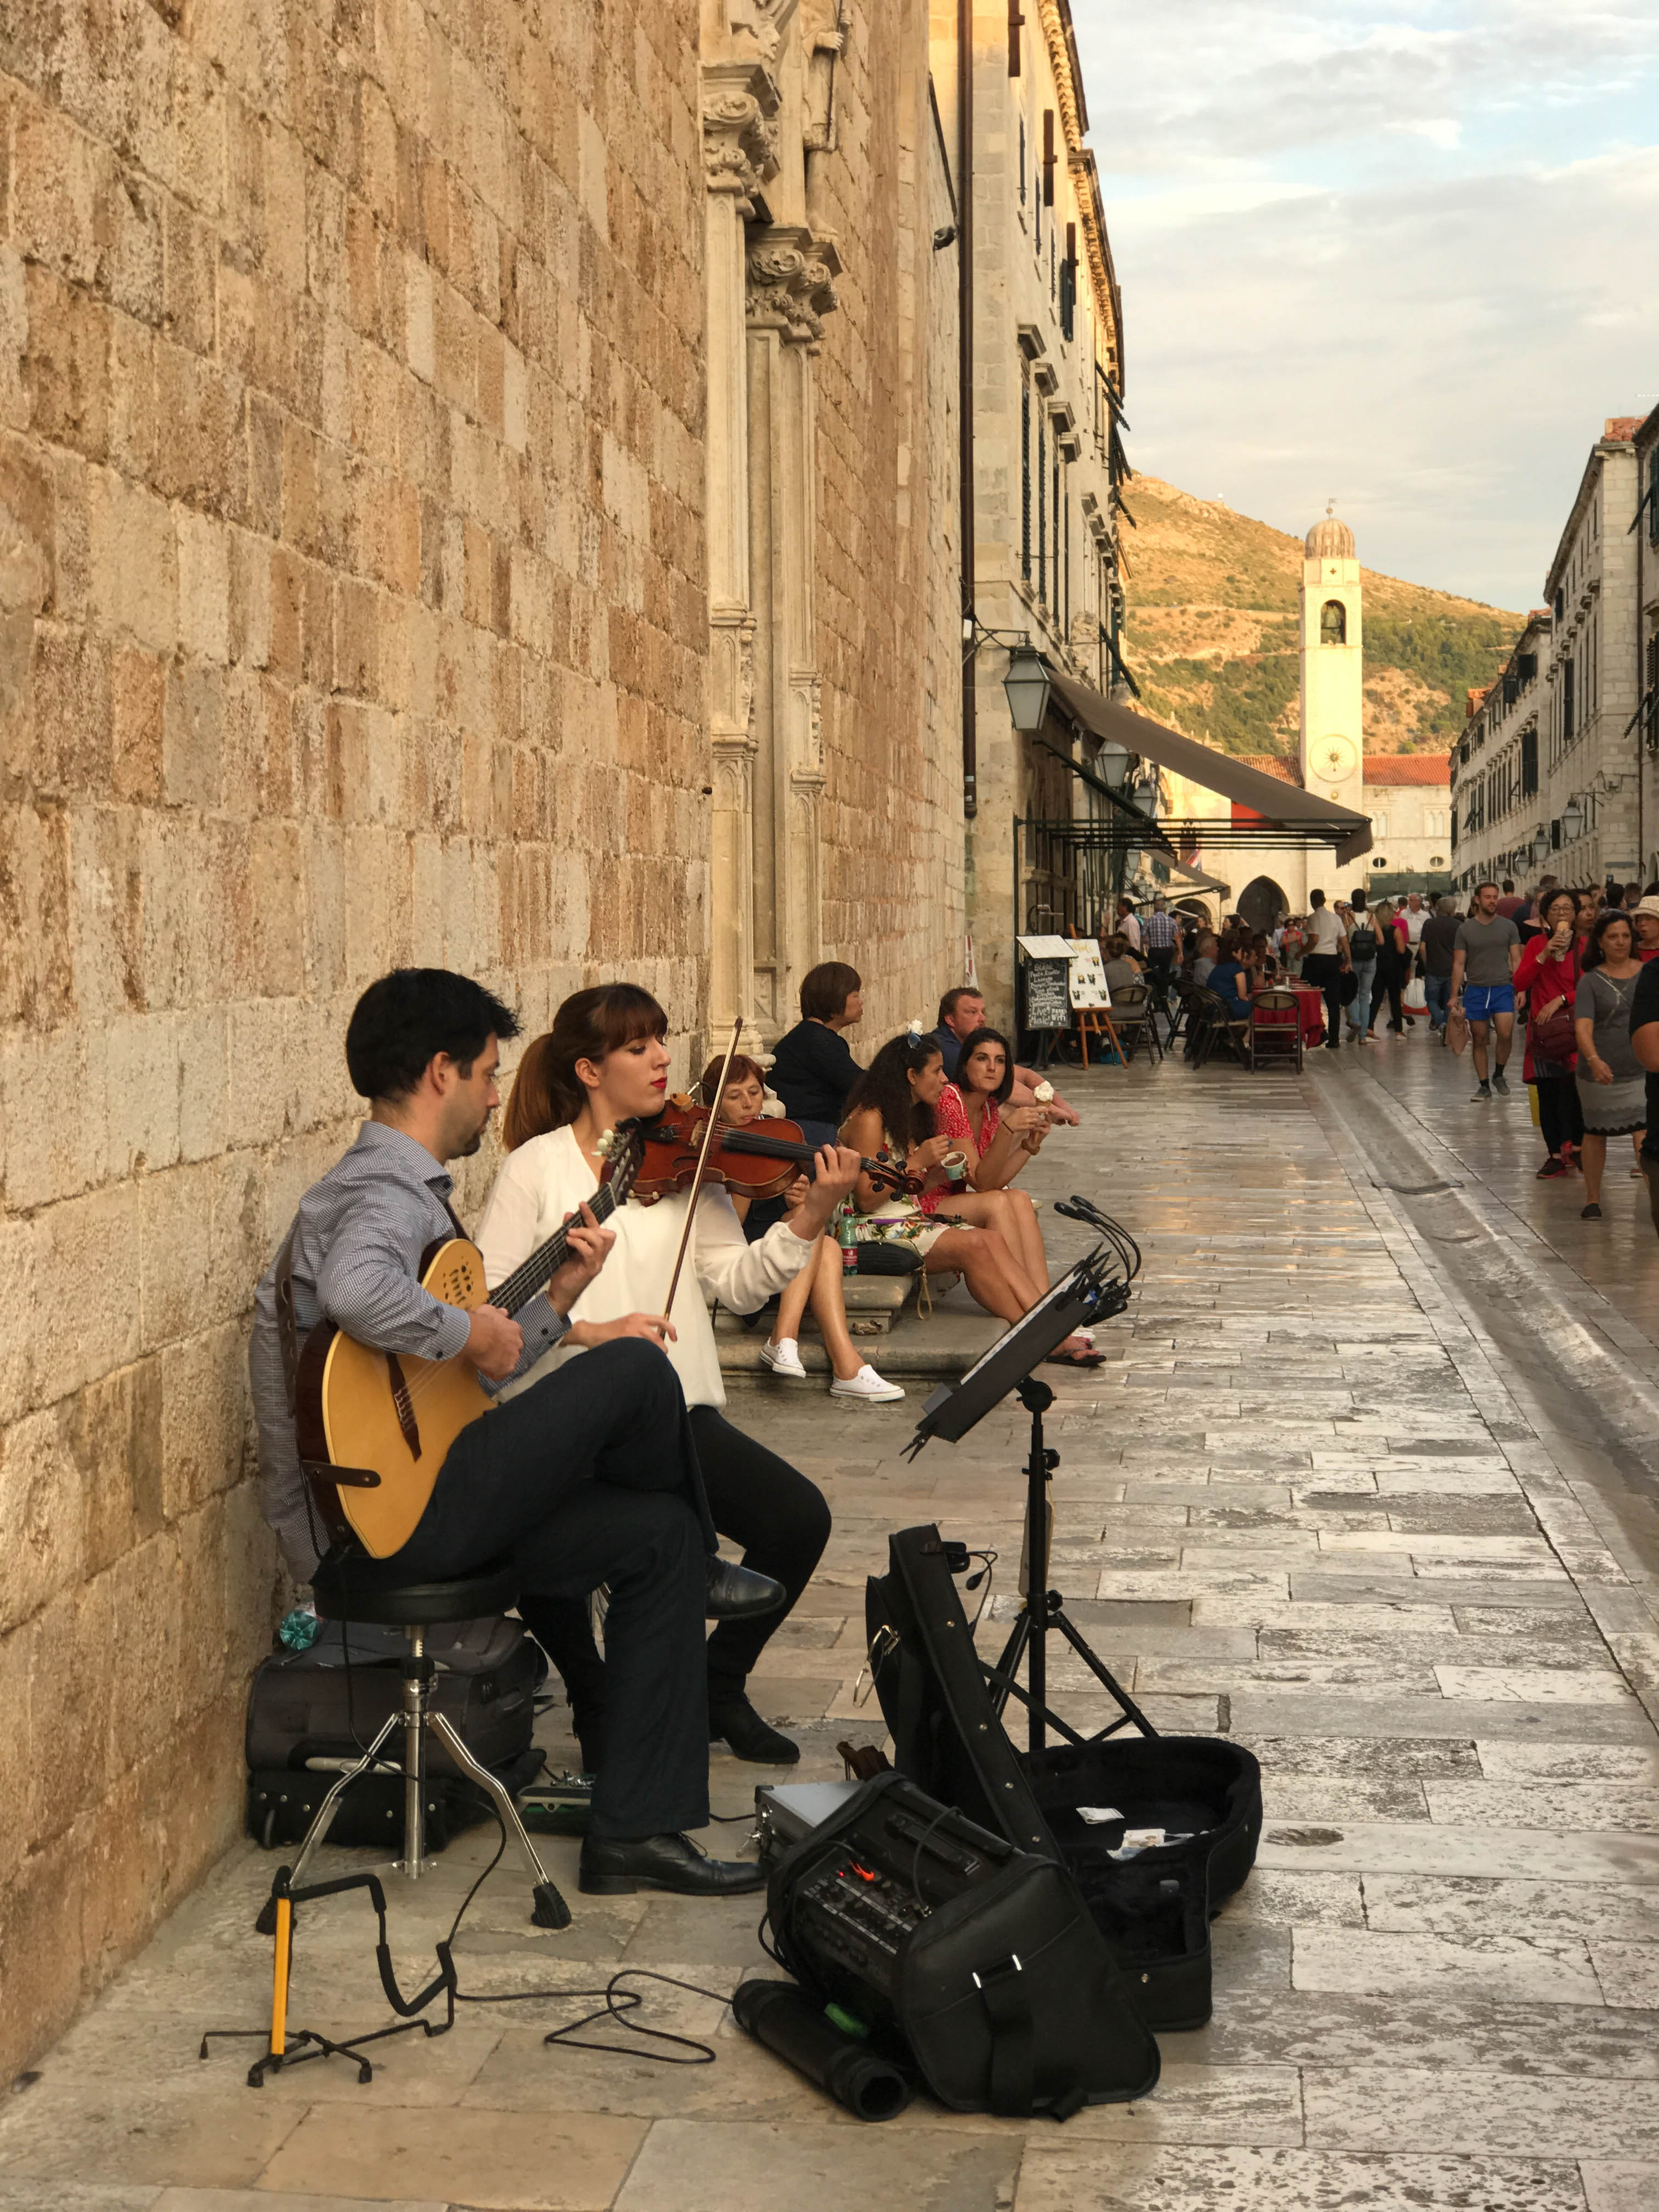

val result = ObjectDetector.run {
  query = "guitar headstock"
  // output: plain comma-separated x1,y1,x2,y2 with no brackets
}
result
595,1121,644,1206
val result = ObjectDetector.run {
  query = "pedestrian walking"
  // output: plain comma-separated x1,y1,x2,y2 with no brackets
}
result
1450,881,1522,1099
1514,888,1584,1178
1345,894,1380,1042
1368,898,1410,1036
1631,957,1659,1243
1142,895,1180,1014
1420,895,1460,1037
1573,911,1647,1221
1301,889,1351,1049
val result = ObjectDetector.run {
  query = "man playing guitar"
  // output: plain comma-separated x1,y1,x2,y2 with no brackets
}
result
249,968,782,1899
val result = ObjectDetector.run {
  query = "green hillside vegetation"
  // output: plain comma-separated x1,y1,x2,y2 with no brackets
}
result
1120,479,1521,760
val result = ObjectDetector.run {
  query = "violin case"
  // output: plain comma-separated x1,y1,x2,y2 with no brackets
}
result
866,1525,1261,2030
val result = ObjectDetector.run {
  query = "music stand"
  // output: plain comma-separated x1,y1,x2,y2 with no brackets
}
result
905,1199,1154,1758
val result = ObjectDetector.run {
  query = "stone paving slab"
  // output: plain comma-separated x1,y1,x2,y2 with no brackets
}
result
4,1051,1657,2209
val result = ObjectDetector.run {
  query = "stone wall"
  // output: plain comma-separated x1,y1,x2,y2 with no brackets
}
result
814,0,964,1043
0,0,708,2080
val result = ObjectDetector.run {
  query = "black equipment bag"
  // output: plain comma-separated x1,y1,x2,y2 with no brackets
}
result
766,1770,1160,2118
866,1526,1261,2030
245,1615,544,1848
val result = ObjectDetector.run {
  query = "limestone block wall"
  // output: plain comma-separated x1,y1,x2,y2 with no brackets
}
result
0,0,707,2078
814,0,964,1047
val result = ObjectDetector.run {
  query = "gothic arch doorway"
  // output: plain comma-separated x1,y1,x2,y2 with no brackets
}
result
1238,876,1289,933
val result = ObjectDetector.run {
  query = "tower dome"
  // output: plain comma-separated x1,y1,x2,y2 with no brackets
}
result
1305,506,1355,560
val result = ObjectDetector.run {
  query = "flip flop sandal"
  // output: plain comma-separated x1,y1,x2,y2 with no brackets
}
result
1046,1346,1106,1368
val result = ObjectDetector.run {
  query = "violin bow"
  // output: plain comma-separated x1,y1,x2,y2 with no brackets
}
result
661,1016,744,1323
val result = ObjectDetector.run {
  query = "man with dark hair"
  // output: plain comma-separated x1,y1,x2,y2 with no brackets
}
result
1301,887,1351,1049
1451,882,1522,1099
931,988,1080,1124
249,968,782,1899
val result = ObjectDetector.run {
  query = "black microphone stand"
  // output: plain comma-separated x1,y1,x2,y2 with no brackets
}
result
905,1198,1155,1756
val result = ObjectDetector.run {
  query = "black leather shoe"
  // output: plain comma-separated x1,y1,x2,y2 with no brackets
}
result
706,1556,785,1620
578,1831,766,1897
709,1693,800,1765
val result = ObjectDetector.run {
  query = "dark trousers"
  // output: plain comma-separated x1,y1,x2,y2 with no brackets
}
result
521,1401,831,1754
1534,1075,1584,1159
396,1339,715,1841
1302,953,1344,1045
1370,960,1405,1031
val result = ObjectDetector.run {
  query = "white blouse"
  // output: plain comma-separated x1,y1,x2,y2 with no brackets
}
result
474,1125,814,1410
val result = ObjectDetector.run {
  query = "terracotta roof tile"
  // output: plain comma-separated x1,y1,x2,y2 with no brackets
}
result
1363,755,1451,787
1239,754,1299,785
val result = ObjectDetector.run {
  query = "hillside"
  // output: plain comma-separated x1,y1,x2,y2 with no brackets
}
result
1120,478,1521,760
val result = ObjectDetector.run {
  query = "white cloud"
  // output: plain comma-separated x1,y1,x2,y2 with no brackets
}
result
1070,1,1659,608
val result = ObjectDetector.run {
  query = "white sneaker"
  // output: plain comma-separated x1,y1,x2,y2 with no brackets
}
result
830,1363,906,1403
760,1338,808,1380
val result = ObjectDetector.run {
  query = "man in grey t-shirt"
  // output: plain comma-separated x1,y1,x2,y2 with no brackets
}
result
1450,882,1522,1098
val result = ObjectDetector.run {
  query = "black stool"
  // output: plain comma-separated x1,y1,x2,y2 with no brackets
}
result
283,1550,569,1930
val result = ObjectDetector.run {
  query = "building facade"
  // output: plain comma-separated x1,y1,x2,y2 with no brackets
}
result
1451,420,1646,894
0,0,964,2079
931,0,1127,1023
1630,403,1659,879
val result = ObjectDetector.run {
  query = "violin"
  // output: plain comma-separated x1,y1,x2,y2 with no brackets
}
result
628,1096,922,1205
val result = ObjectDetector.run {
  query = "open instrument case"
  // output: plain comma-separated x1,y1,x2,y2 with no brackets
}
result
866,1523,1262,2031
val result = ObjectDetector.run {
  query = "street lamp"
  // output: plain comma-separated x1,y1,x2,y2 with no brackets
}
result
1561,794,1585,844
1002,644,1053,733
1531,827,1550,869
1097,740,1133,789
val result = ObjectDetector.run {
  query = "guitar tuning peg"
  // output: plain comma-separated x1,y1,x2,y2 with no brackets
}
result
595,1128,614,1158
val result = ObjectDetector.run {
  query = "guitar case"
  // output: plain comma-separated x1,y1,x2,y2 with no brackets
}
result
245,1615,543,1849
865,1525,1261,2030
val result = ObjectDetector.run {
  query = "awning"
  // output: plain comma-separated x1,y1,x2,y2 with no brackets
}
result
1158,857,1232,899
1036,735,1176,859
1045,671,1373,867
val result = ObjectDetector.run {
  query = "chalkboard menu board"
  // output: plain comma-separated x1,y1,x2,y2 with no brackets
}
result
1023,957,1072,1032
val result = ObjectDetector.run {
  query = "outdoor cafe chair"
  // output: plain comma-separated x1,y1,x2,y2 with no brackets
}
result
1109,981,1163,1065
1246,986,1304,1073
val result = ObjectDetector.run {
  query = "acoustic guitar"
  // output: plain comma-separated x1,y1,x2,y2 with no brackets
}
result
296,1124,644,1557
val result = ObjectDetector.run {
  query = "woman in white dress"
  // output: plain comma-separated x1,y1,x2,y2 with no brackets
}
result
476,984,860,1766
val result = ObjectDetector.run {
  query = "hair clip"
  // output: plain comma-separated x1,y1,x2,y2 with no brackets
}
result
906,1017,925,1042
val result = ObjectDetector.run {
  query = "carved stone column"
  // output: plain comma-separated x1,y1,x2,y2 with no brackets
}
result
745,227,838,1036
702,61,778,1045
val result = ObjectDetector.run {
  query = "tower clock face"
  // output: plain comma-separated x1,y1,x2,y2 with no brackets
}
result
1312,733,1358,783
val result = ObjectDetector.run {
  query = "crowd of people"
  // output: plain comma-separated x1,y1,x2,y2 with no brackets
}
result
1099,878,1659,1240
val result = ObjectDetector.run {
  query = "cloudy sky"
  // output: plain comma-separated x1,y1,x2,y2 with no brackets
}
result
1068,1,1659,613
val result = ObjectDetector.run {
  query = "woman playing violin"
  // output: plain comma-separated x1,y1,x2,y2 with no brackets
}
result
706,1054,905,1404
475,984,861,1768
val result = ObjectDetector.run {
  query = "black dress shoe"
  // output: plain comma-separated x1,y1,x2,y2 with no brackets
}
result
706,1556,785,1620
578,1831,766,1896
709,1692,800,1765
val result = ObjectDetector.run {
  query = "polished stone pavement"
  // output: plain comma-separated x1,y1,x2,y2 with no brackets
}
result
3,1037,1657,2212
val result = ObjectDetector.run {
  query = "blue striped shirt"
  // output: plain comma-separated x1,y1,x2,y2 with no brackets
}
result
249,1121,567,1580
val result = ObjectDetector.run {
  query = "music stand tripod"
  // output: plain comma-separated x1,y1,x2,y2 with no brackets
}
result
904,1197,1155,1759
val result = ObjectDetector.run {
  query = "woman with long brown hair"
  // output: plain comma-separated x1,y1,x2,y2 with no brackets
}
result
478,985,860,1772
840,1031,1103,1367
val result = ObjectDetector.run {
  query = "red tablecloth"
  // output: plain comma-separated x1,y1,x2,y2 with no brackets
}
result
1250,984,1326,1046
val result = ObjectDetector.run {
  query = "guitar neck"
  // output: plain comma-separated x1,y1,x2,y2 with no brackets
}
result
493,1181,621,1316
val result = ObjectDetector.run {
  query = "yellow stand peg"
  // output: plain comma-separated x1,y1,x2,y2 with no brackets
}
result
269,1891,292,2059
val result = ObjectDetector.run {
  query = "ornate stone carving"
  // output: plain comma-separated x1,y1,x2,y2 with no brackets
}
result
745,229,840,345
702,62,781,215
802,0,850,153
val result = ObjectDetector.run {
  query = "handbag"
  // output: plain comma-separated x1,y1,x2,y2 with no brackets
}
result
1530,1007,1577,1068
1338,968,1359,1007
854,1241,922,1277
1403,976,1427,1013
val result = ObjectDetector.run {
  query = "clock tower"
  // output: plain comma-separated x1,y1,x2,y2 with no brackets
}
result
1300,506,1364,830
